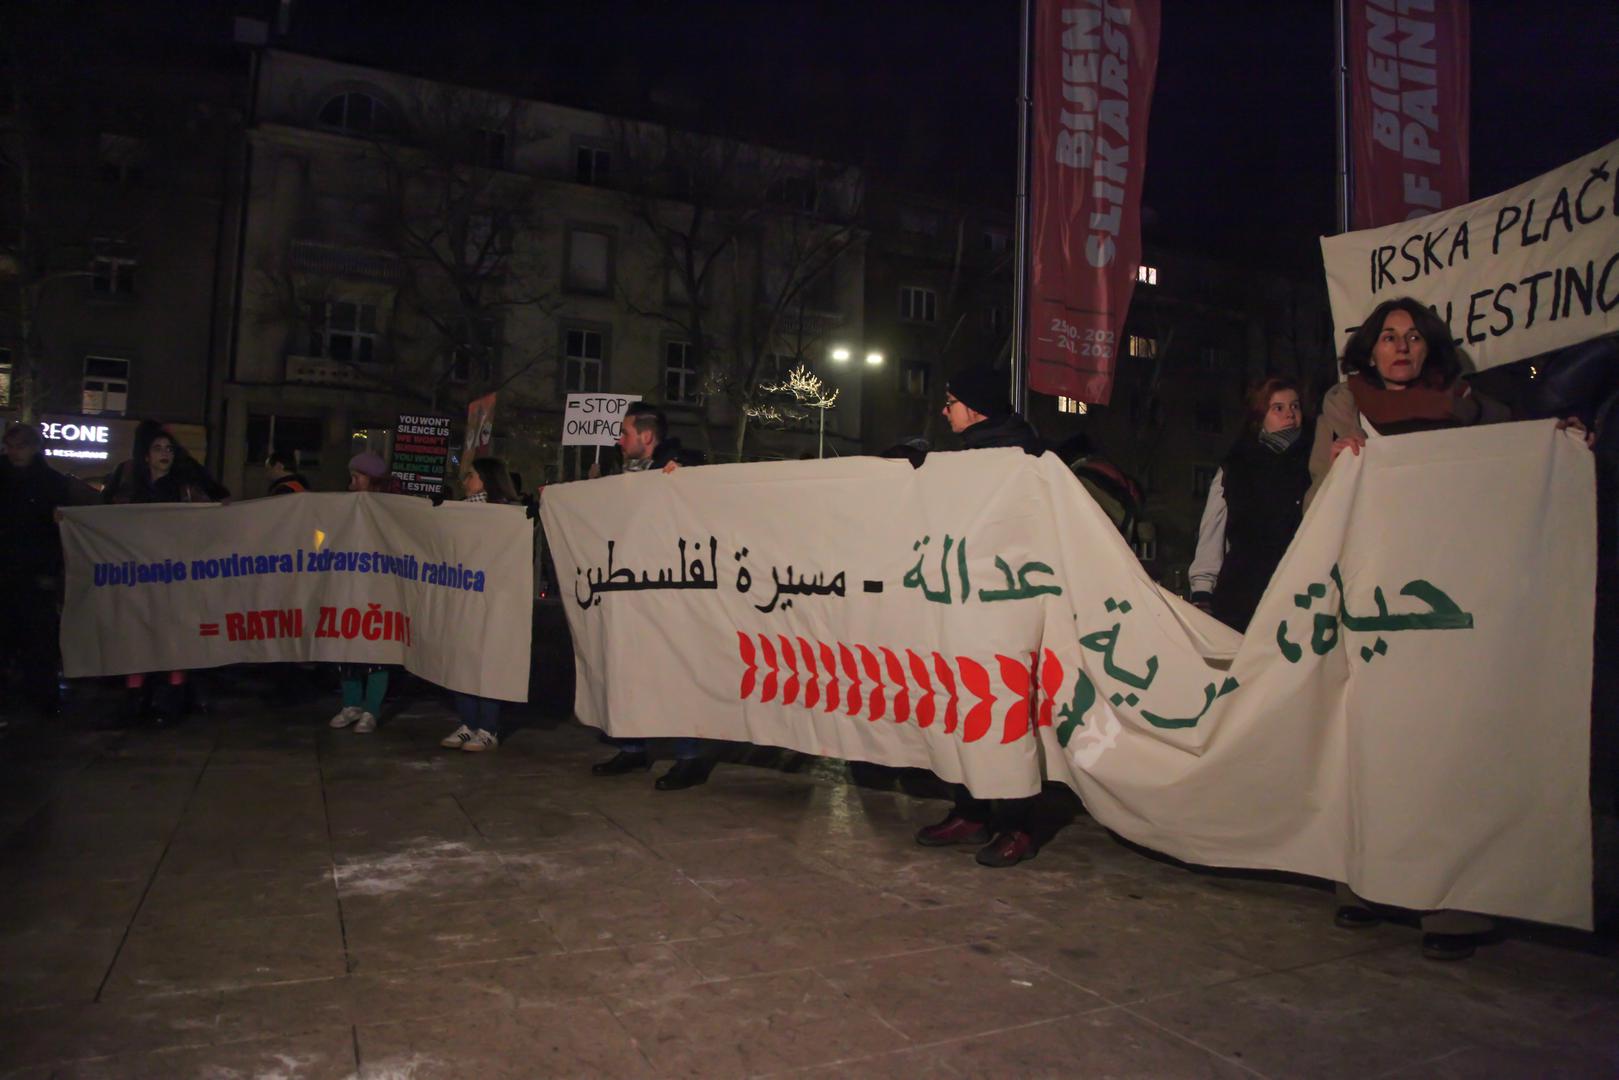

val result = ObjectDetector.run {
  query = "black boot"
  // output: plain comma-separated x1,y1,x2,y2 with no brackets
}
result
654,758,713,791
592,750,650,775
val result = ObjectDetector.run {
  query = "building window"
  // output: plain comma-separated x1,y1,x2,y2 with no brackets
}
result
1194,399,1223,435
983,228,1010,254
98,133,146,185
82,355,130,415
900,286,937,323
767,175,817,212
461,213,511,270
247,414,325,468
449,316,500,383
1129,334,1157,359
1136,264,1158,285
1193,464,1218,500
90,240,137,296
664,341,701,404
1057,396,1087,415
986,305,1006,335
471,128,507,169
0,348,11,408
563,328,604,392
576,146,611,186
902,360,930,398
900,207,939,236
565,228,613,294
1200,346,1223,372
317,92,398,136
308,300,379,365
1132,536,1157,562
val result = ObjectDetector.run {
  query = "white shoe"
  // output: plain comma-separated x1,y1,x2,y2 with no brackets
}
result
353,711,377,733
440,724,475,749
461,729,498,752
329,706,361,729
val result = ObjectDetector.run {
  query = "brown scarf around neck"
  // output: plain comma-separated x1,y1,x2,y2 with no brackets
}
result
1345,371,1463,430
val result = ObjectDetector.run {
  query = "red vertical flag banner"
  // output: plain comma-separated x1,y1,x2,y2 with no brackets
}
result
1347,0,1470,229
1027,0,1161,407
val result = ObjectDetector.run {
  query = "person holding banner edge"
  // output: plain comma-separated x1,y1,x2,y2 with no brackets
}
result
1312,296,1591,960
590,402,714,790
914,365,1050,868
329,452,394,734
440,457,520,752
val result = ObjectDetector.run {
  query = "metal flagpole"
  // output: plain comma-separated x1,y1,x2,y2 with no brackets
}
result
1009,0,1034,415
1333,0,1351,234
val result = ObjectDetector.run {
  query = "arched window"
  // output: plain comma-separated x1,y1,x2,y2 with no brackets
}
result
317,92,398,136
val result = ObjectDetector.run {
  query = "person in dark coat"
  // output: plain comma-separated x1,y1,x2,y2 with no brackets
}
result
591,402,712,789
1188,377,1313,632
915,365,1049,868
0,423,74,716
102,421,228,725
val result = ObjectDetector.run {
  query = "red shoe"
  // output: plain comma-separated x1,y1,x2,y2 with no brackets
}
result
915,814,992,847
975,830,1038,867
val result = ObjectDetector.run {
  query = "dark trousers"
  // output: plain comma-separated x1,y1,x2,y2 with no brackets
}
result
951,786,1037,833
0,576,60,712
452,692,502,739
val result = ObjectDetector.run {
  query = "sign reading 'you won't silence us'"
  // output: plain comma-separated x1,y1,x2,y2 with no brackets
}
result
391,414,452,496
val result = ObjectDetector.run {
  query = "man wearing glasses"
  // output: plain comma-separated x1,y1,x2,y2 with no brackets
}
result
916,365,1048,867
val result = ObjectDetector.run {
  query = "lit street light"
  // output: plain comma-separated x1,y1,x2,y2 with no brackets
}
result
830,347,852,363
864,351,884,366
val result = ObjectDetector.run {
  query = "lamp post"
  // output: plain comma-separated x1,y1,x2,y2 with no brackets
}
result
825,343,882,459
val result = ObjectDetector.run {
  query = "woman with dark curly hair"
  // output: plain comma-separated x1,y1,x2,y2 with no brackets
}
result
1306,297,1509,507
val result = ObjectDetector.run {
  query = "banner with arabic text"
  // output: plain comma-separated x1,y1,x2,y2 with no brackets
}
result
1027,0,1161,405
60,493,533,701
541,425,1594,929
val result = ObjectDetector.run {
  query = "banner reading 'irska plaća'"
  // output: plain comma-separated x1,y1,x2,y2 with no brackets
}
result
1027,0,1161,406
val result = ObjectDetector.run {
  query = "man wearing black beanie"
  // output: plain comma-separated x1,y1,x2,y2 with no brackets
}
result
916,364,1046,867
941,365,1043,453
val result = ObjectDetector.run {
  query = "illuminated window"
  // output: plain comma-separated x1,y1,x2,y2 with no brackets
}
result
0,348,11,408
1136,264,1158,285
1057,396,1087,415
1129,335,1157,359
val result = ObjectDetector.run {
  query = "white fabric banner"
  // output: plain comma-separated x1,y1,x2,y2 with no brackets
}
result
541,424,1595,929
1321,137,1619,370
60,493,533,701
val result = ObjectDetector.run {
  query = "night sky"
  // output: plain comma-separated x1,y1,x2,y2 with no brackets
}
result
241,0,1619,268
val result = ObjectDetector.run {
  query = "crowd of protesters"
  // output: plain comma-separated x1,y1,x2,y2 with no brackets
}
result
1,293,1611,962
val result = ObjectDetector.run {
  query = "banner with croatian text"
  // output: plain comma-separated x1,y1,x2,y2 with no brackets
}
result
60,493,533,700
542,425,1594,929
1322,137,1619,371
1348,0,1470,228
1027,0,1161,405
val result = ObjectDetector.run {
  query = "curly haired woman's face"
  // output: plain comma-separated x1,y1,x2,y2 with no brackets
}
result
1372,309,1428,388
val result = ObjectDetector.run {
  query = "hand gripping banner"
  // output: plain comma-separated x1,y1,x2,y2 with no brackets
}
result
542,424,1595,929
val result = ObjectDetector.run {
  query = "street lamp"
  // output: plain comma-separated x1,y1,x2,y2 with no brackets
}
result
864,351,884,366
830,347,852,363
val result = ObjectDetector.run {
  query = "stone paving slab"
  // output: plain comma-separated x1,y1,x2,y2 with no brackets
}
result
1,677,1615,1079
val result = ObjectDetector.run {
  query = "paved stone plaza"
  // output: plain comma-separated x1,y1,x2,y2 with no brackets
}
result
2,674,1616,1079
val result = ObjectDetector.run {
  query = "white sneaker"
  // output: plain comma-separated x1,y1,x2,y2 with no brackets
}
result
353,711,377,733
440,724,475,749
461,729,498,752
329,706,361,729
